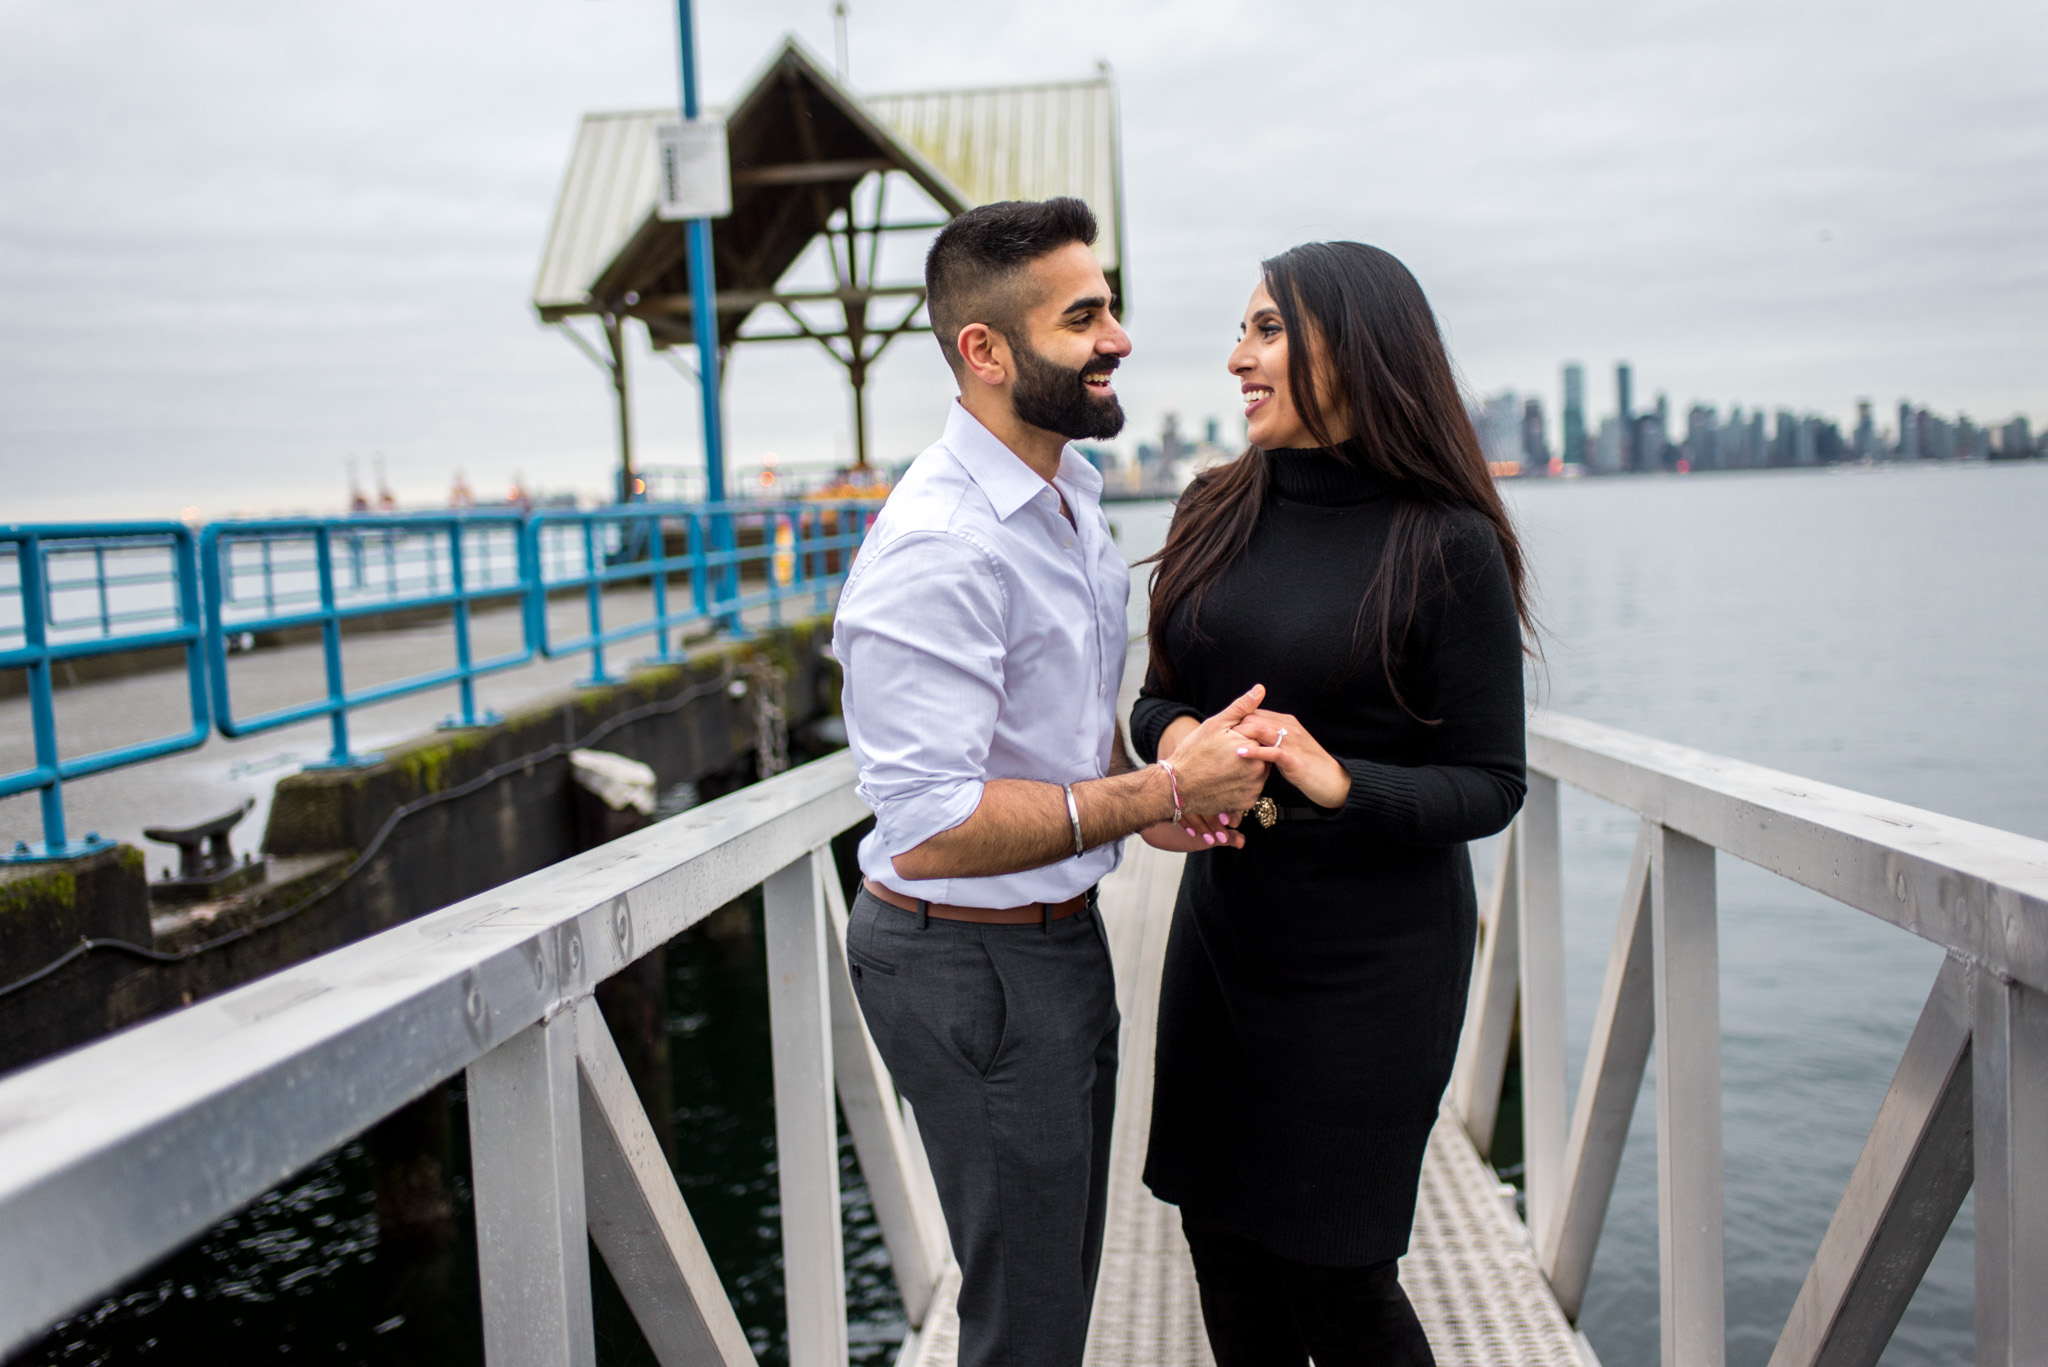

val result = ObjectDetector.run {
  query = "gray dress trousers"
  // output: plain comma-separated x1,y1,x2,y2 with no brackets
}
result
846,888,1120,1367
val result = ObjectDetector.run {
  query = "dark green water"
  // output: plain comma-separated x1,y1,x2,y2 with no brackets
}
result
16,884,907,1367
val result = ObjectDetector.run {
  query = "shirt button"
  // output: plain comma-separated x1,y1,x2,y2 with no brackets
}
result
1062,537,1075,549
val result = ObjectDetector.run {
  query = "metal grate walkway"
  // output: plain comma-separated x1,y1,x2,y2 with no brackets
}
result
907,840,1597,1367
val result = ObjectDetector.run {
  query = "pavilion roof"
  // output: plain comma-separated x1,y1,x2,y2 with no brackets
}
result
531,40,1127,345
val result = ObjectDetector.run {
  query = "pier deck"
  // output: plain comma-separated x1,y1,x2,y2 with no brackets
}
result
905,839,1596,1367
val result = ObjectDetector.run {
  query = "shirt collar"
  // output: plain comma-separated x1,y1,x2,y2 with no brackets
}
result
941,399,1100,521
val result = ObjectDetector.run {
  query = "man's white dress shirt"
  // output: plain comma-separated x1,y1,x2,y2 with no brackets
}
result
834,400,1131,908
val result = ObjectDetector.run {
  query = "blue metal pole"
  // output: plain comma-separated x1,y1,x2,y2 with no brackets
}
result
676,0,725,507
19,536,69,854
676,0,739,626
449,521,479,726
315,526,352,765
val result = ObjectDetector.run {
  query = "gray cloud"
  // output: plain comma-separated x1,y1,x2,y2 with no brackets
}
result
1,0,2041,520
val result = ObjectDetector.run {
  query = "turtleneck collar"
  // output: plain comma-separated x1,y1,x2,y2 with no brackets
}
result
1263,442,1395,505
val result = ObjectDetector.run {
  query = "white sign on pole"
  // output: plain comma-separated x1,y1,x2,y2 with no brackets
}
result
655,121,733,221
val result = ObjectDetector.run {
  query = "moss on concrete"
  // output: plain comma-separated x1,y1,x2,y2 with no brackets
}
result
0,865,79,917
391,726,487,796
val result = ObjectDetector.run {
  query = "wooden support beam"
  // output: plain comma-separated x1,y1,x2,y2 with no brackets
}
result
733,158,895,186
640,284,927,314
1768,956,1972,1367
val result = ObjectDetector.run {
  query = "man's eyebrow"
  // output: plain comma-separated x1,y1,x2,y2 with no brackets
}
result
1060,294,1111,316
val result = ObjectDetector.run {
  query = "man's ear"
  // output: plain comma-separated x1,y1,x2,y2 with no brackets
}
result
956,322,1010,389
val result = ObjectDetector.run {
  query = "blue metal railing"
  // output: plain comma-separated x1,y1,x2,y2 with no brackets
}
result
202,513,536,766
1,525,211,860
525,501,873,682
0,500,880,861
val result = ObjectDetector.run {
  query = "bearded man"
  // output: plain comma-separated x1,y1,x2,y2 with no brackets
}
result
832,197,1268,1367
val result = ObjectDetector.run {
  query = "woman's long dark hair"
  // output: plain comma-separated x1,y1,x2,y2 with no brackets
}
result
1144,241,1536,716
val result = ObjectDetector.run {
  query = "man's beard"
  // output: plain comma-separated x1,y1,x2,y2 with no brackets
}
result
1007,335,1126,440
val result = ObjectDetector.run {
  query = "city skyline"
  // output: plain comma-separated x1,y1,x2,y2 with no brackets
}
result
1468,360,2039,478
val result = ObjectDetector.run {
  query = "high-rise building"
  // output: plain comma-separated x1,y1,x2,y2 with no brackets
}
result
1616,363,1635,470
1855,400,1877,461
1471,391,1524,471
1897,401,1917,459
1726,405,1750,469
1593,416,1623,473
1997,415,2035,459
1684,405,1720,471
1643,393,1671,472
1772,410,1797,466
1522,397,1551,473
1561,363,1587,467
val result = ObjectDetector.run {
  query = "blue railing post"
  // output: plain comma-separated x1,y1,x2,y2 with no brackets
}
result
175,532,208,755
580,519,613,686
645,510,675,665
93,544,111,636
812,507,831,614
313,525,354,766
448,521,480,727
17,536,69,855
689,511,710,620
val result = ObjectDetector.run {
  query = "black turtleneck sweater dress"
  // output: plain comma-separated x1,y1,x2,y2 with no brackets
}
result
1130,447,1527,1267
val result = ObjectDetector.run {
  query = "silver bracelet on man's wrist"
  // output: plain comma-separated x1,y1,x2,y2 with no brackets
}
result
1063,783,1085,857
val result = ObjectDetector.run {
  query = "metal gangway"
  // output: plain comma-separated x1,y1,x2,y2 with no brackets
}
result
1,713,2043,1365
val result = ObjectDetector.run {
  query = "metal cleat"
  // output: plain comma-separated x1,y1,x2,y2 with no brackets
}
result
143,798,268,903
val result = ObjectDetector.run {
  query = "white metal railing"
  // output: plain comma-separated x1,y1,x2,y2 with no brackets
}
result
0,748,952,1366
7,715,2043,1366
1450,712,2048,1367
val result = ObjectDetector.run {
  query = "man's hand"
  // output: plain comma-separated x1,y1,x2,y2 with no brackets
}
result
1165,684,1271,818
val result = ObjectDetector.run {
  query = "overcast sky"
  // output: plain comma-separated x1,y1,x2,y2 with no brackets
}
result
2,0,2043,521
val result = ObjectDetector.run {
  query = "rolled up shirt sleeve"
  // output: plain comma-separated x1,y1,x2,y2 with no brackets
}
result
835,529,1009,857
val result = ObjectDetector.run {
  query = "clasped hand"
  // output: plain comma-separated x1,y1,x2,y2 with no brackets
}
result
1141,694,1351,853
1139,684,1270,852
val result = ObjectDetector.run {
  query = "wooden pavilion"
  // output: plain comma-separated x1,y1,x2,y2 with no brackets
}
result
532,39,1127,487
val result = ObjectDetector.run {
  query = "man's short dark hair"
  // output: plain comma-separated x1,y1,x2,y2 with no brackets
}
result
924,197,1099,373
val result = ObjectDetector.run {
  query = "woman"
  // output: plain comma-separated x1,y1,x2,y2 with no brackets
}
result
1133,241,1535,1366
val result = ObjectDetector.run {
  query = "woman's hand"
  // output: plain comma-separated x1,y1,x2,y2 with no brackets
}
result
1233,709,1352,810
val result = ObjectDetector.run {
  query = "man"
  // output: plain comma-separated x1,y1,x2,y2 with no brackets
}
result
833,197,1268,1367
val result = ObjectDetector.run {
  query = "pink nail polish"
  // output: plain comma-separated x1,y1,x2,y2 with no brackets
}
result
1185,827,1197,838
1236,747,1249,756
1217,813,1231,826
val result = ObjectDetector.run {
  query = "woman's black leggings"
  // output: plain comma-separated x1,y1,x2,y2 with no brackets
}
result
1180,1211,1435,1367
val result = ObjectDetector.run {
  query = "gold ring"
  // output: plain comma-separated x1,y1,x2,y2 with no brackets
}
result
1251,797,1279,828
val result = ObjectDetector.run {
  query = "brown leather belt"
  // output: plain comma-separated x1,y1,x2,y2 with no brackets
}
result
861,878,1094,926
